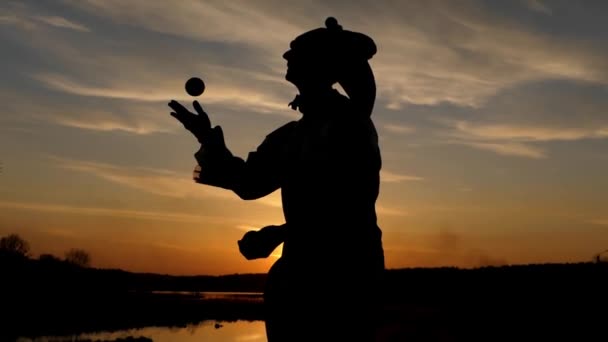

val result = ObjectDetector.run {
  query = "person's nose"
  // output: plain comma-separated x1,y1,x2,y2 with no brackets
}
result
283,50,291,60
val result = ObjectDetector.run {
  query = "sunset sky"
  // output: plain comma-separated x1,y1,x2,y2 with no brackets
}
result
1,0,607,275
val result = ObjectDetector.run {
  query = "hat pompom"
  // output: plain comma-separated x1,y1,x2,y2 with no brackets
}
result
325,17,342,31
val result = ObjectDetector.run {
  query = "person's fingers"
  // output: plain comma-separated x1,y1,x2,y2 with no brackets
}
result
168,101,191,122
210,126,226,148
169,111,188,127
192,100,205,115
193,101,212,132
168,100,189,114
170,111,193,130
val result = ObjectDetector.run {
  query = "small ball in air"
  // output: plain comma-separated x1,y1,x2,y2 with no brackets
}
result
185,77,205,96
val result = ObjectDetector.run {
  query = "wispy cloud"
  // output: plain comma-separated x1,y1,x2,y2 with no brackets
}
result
48,156,236,201
0,14,35,30
453,121,608,142
33,15,90,32
33,70,292,117
66,0,608,111
589,219,608,226
381,170,424,183
0,200,230,223
382,124,415,134
68,0,304,52
51,114,170,135
371,1,608,109
376,205,408,217
523,0,552,15
235,225,258,232
47,105,175,135
47,156,289,209
33,73,183,102
0,4,89,32
0,84,176,135
458,141,546,159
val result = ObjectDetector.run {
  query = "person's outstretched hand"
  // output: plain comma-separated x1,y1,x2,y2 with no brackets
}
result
238,225,285,260
168,100,211,144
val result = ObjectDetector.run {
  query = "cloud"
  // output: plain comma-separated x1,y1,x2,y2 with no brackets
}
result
369,1,608,109
68,0,304,52
0,3,89,32
65,0,608,111
523,0,552,15
589,219,608,226
382,124,415,134
458,141,546,159
0,200,230,224
34,72,287,113
47,104,175,134
13,0,608,144
47,156,290,210
32,67,293,118
380,170,424,183
453,121,608,142
0,84,177,135
47,156,411,217
235,225,258,232
48,156,236,201
4,5,296,122
425,80,608,158
50,114,170,135
8,0,608,116
0,14,35,30
376,205,408,217
33,15,90,32
33,73,184,102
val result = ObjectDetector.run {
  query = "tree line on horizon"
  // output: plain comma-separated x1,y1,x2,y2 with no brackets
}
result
2,231,607,275
0,233,91,268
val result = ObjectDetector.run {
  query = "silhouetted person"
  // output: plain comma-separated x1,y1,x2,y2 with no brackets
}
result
169,17,384,341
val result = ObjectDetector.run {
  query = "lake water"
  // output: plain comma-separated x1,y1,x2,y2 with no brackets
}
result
17,320,267,342
15,292,267,342
151,291,263,301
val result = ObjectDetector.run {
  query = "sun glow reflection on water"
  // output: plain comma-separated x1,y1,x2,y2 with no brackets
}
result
24,320,267,342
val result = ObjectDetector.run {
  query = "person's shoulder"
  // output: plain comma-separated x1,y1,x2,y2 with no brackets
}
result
265,120,299,141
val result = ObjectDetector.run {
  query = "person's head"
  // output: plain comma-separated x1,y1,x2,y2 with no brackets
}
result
283,18,378,116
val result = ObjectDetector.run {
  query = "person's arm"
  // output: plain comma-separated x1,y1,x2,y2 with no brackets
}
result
237,224,286,260
169,99,295,200
193,121,297,200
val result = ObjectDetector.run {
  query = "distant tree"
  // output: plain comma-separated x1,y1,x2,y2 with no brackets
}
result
65,248,91,267
39,253,61,263
0,234,30,257
595,250,608,263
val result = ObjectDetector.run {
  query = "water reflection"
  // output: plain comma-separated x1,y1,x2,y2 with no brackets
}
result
151,291,263,302
19,320,266,342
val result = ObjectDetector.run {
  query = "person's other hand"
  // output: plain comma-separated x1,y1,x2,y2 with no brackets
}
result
168,100,211,143
238,225,285,260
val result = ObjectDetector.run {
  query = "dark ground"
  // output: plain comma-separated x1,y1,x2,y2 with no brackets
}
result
1,255,606,341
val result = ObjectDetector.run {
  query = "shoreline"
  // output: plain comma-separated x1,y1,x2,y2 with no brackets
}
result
2,260,606,341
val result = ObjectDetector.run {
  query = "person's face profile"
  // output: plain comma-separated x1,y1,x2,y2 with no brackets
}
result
283,48,302,84
283,49,336,88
